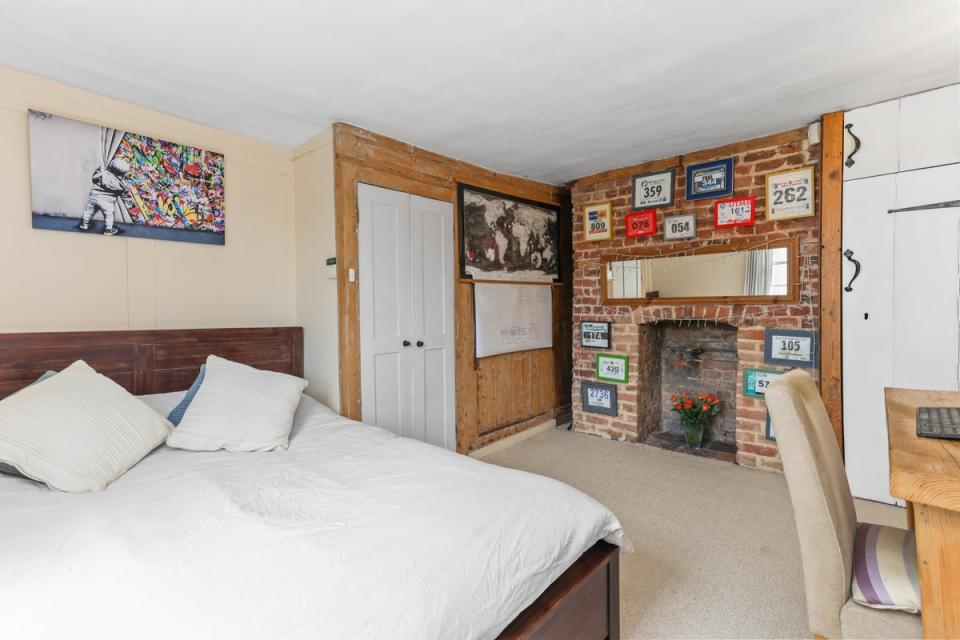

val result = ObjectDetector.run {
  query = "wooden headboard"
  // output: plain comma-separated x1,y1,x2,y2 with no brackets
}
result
0,327,303,400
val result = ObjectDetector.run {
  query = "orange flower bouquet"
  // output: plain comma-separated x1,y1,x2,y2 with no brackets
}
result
670,392,722,448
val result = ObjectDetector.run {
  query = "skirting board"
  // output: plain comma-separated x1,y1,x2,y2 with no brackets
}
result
469,418,557,459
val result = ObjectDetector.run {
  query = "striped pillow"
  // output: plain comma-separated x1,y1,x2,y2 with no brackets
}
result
0,360,172,491
0,371,59,477
165,355,307,452
852,522,921,613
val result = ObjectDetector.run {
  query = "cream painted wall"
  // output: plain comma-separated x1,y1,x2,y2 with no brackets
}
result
293,130,340,412
0,65,297,333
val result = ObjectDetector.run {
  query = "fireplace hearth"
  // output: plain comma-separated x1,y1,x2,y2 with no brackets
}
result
634,322,739,461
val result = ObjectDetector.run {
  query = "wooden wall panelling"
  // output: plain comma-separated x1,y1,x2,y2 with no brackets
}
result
333,123,571,452
820,112,845,452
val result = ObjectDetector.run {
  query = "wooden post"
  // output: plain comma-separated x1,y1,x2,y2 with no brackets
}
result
819,112,845,452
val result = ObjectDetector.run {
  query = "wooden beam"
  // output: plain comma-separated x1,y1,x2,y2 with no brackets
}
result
819,112,844,452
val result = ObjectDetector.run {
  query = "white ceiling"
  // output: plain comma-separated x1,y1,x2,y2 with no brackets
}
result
0,0,957,184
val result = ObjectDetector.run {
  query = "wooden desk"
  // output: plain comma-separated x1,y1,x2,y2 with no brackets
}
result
885,388,960,639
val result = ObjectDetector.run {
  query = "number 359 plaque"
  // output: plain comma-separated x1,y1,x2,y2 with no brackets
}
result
764,329,818,368
632,169,675,209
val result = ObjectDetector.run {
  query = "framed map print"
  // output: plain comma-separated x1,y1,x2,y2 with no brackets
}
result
458,184,560,282
766,166,815,220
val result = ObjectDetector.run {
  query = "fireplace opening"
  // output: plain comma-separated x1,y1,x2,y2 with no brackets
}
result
634,322,739,462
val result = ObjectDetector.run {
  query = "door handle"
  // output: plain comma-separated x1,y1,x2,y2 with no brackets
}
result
844,123,861,168
402,340,411,347
416,340,424,347
843,249,861,292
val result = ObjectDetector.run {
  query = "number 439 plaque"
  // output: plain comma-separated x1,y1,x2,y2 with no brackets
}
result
764,329,818,368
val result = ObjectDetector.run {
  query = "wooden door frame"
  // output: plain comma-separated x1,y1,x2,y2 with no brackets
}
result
338,171,455,422
820,111,845,452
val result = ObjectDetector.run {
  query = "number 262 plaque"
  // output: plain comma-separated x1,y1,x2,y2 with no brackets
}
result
763,329,818,368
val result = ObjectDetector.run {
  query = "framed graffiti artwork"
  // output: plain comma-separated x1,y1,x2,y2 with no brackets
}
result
28,110,225,244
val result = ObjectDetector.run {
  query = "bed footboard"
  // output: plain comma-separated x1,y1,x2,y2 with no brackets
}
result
498,541,620,640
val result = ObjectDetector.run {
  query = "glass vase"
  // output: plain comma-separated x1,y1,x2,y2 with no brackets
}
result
683,422,704,448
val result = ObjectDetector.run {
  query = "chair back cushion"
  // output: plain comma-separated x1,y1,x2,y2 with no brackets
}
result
765,369,858,638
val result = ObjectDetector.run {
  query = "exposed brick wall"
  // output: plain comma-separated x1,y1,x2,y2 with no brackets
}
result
569,128,820,472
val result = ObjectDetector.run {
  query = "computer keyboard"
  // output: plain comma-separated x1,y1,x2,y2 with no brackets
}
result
917,406,960,440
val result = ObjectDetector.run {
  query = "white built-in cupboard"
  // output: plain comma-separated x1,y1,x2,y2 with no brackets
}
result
357,184,456,450
842,84,960,504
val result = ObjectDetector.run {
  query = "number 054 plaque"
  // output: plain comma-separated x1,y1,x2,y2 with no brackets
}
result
663,212,697,240
763,329,818,368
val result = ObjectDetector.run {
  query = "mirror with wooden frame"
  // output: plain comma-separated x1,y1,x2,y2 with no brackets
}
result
600,238,799,305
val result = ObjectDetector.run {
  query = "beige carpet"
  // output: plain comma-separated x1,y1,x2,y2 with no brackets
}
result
485,428,905,639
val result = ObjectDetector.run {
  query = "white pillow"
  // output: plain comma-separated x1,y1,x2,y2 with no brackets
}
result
0,360,173,492
137,390,187,418
165,355,307,452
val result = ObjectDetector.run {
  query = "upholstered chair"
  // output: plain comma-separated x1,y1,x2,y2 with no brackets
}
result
765,370,921,639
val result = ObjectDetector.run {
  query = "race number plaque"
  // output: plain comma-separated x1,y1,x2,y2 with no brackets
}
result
632,169,675,208
766,166,815,221
596,353,629,383
663,212,697,240
686,158,734,201
625,209,657,238
583,202,613,241
764,329,818,368
581,381,618,416
743,368,783,398
580,321,611,348
715,196,756,228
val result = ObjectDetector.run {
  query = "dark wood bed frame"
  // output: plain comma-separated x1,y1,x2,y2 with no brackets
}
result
0,326,620,639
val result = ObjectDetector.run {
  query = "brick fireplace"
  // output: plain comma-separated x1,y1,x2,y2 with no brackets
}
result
569,127,822,472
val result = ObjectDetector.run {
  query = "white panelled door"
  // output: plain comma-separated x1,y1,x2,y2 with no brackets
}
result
841,174,896,504
843,165,960,504
358,184,456,450
843,99,899,181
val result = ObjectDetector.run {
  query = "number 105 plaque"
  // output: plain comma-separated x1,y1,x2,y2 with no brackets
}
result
763,329,818,368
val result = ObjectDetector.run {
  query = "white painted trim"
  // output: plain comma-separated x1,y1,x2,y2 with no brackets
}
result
468,418,557,459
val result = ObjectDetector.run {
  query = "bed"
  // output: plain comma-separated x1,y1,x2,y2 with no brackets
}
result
0,327,624,639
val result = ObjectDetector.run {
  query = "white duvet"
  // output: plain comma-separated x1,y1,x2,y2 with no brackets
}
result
1,395,625,640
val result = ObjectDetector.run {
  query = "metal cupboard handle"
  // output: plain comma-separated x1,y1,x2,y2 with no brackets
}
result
402,340,411,347
416,340,424,347
843,249,861,292
844,124,861,168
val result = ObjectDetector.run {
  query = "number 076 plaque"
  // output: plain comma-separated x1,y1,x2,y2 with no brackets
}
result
763,329,818,368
